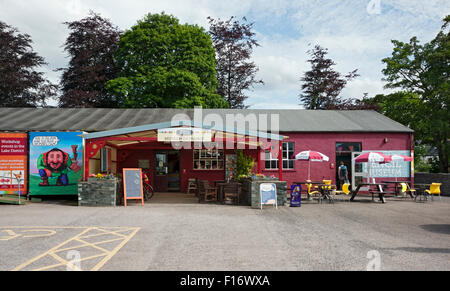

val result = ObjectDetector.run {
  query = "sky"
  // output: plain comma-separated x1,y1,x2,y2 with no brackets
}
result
0,0,448,109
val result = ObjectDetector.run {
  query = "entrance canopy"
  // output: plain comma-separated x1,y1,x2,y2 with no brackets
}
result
82,120,287,148
81,120,288,181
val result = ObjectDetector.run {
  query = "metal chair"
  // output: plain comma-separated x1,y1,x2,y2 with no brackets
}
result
425,183,442,201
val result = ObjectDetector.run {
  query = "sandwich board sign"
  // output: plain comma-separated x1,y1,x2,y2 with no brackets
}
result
122,168,144,206
260,183,277,209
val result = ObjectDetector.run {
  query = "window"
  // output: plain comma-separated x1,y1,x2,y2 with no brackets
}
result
193,149,224,170
100,147,110,172
265,142,295,170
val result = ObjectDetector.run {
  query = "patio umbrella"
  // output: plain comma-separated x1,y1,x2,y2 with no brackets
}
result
353,152,392,183
295,150,329,180
390,154,413,182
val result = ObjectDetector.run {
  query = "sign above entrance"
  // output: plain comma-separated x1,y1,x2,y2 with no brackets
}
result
157,128,212,143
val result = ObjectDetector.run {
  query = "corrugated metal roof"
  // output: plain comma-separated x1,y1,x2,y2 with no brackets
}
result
0,108,413,133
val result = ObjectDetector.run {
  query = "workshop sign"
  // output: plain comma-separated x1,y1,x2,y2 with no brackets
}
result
0,133,27,195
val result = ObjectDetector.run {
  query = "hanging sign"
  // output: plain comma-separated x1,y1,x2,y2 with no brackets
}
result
157,128,212,142
260,183,278,209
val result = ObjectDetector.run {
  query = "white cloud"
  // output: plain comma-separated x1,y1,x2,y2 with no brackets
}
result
0,0,448,108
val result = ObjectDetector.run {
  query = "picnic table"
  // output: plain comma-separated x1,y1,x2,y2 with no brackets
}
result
350,183,391,203
381,181,415,199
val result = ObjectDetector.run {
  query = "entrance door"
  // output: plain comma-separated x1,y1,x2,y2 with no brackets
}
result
154,152,168,192
351,151,368,191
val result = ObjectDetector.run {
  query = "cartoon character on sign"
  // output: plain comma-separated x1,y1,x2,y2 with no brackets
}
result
37,146,81,186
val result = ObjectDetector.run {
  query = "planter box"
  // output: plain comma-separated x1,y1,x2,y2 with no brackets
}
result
240,178,287,208
78,178,121,206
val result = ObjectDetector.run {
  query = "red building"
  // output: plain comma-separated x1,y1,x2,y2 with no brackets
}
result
0,108,414,193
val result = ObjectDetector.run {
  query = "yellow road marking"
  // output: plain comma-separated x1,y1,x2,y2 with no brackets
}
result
11,227,93,271
91,227,140,271
0,229,20,241
21,229,56,238
11,226,141,271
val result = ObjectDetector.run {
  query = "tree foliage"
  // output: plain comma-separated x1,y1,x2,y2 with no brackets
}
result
380,15,449,172
106,13,227,108
299,45,359,109
58,12,121,108
208,16,263,108
0,21,56,107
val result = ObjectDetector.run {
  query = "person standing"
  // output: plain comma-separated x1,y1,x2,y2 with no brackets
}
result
338,161,349,190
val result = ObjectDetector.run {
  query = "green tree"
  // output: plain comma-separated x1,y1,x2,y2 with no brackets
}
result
106,13,228,108
381,15,449,172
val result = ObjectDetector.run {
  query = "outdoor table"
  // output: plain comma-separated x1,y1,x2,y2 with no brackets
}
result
316,183,336,204
215,181,241,203
413,184,431,202
381,181,415,199
215,182,227,202
350,183,389,203
293,181,323,200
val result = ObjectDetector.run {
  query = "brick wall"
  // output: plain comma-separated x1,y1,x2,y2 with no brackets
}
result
415,173,449,196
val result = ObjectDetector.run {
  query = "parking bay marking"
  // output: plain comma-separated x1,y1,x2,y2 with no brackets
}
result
0,226,140,271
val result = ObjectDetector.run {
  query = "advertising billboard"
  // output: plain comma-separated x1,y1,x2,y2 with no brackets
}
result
0,133,27,195
29,132,83,196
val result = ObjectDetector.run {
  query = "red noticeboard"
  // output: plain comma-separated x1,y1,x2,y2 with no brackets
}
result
122,168,144,207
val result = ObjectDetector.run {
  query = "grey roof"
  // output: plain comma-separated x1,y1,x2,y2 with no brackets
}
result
0,108,413,133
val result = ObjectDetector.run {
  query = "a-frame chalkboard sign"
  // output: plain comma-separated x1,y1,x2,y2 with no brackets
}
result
122,168,144,206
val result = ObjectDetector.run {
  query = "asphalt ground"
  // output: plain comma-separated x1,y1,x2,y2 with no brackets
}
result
0,194,449,271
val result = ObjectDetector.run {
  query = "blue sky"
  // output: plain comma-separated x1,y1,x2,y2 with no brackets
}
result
0,0,448,108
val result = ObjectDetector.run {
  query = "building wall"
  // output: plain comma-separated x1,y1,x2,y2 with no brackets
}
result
102,131,413,193
261,132,413,189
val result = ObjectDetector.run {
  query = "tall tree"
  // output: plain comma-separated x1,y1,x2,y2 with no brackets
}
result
106,13,228,108
58,12,121,108
299,45,359,109
381,15,449,172
208,16,263,108
0,21,56,107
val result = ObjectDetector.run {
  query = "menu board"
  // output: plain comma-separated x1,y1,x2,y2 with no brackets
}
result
122,168,144,206
260,183,278,209
0,133,27,195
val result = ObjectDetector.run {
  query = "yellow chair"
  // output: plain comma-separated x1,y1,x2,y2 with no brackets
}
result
306,182,321,198
322,180,332,190
335,183,350,195
425,183,442,201
399,183,416,199
334,183,350,202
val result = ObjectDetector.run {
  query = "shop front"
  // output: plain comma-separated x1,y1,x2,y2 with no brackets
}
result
83,120,286,194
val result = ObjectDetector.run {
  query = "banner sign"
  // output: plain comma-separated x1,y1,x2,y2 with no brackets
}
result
260,183,278,209
362,150,412,178
158,127,212,142
0,133,27,195
29,132,83,196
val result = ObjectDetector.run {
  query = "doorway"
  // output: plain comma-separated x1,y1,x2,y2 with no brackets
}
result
335,142,362,190
154,151,180,192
